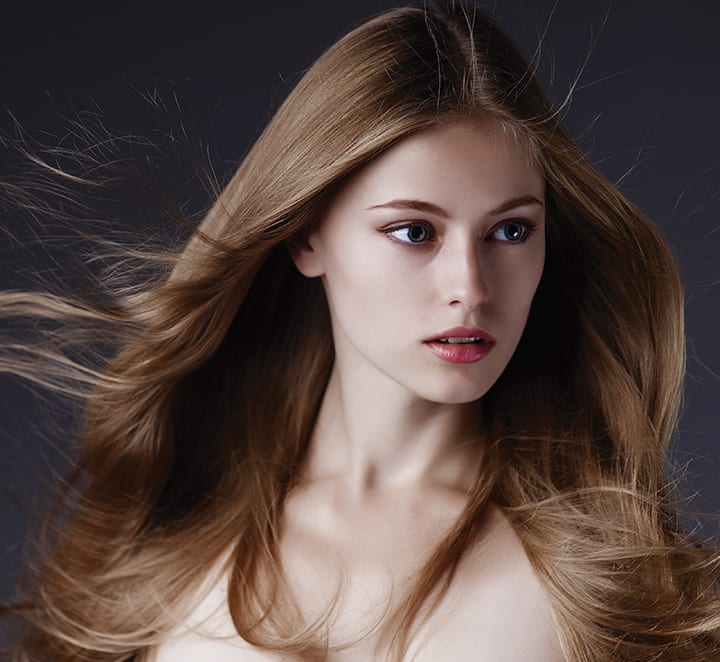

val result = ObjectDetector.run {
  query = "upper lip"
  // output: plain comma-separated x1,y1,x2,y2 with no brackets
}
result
425,326,496,343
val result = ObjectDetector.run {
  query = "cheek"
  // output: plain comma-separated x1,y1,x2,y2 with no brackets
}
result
324,237,412,301
321,250,390,325
320,246,431,339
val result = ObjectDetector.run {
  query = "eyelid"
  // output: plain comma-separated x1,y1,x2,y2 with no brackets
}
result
381,220,436,244
486,218,539,243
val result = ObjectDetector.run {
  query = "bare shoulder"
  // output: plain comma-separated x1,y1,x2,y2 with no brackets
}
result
143,555,286,662
410,505,567,662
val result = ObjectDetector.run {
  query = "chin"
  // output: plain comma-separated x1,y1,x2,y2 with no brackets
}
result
412,377,496,405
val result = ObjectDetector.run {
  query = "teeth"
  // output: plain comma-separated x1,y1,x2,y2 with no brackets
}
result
438,337,485,344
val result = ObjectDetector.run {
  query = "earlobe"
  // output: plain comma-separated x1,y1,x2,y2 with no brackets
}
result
287,234,325,278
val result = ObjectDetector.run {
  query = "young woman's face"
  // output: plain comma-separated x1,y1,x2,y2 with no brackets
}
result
292,119,546,404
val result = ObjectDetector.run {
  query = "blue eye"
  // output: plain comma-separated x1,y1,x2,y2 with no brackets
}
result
385,223,434,244
491,220,536,243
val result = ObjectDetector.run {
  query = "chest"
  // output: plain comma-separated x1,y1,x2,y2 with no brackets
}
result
149,505,564,661
279,487,457,625
280,501,561,660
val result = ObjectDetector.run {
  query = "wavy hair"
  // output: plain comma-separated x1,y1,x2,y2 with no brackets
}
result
2,2,719,660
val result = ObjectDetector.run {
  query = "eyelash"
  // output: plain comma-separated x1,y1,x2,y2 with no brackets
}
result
382,219,539,245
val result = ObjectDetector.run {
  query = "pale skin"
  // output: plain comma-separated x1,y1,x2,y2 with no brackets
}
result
149,119,566,661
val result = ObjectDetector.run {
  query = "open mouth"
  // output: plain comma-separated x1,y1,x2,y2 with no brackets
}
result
424,333,495,363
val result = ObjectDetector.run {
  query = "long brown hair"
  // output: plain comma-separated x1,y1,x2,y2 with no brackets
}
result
2,2,719,660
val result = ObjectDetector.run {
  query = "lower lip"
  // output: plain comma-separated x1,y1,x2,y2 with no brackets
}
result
424,341,494,364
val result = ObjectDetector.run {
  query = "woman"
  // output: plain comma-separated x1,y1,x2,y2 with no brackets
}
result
2,2,719,660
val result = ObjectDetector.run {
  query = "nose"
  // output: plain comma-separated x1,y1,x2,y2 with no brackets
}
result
444,235,490,311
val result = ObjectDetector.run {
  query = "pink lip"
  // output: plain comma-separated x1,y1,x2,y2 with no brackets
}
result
424,326,496,364
426,326,496,343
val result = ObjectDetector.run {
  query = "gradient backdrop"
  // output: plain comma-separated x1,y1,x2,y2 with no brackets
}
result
1,1,718,606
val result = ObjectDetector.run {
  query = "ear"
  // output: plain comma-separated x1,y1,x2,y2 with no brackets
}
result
287,232,325,278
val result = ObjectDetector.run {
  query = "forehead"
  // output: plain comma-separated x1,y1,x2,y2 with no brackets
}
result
327,118,544,218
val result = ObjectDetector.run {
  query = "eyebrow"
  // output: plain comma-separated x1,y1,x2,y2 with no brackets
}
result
365,194,544,217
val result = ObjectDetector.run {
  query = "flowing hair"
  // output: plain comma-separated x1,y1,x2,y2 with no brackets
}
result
2,2,719,660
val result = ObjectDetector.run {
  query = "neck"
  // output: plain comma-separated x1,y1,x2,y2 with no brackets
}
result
302,364,485,499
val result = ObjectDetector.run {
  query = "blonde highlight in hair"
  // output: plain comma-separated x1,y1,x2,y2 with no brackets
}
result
2,2,719,660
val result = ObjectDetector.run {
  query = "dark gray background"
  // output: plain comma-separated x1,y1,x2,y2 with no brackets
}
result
1,0,718,606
